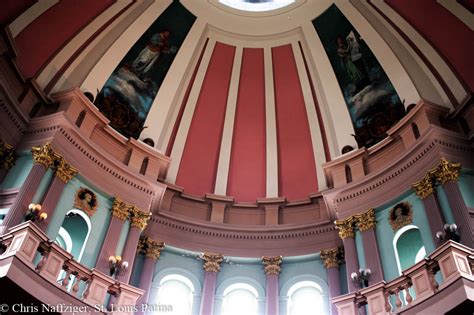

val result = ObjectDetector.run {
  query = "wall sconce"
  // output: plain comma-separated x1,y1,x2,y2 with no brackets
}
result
436,224,459,243
25,203,47,222
108,255,128,276
351,268,371,288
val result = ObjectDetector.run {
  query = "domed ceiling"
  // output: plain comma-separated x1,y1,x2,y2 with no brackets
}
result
90,0,409,203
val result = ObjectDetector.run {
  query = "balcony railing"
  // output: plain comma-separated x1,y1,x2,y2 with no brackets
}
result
332,241,474,314
0,221,143,314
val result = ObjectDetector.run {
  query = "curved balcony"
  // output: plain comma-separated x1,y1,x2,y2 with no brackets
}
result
0,221,143,314
332,241,474,315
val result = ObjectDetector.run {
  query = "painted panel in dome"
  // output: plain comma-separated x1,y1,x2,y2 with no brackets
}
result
313,4,405,148
94,1,196,139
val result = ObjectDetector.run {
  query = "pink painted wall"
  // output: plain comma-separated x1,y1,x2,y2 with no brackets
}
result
0,0,35,25
166,40,209,156
226,48,266,201
385,0,474,91
14,0,115,78
272,44,318,200
176,42,235,196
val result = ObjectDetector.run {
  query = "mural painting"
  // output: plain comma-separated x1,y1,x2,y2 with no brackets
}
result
95,1,196,139
313,4,405,148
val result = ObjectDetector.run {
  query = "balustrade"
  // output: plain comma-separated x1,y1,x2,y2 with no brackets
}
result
332,241,473,315
0,221,143,314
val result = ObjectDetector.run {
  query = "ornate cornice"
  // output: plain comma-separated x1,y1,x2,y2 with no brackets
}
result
434,158,460,184
111,197,129,221
31,143,55,168
320,247,344,269
412,173,435,199
334,217,355,239
355,208,376,232
202,252,223,273
129,207,151,231
53,154,77,183
262,256,282,276
0,139,16,170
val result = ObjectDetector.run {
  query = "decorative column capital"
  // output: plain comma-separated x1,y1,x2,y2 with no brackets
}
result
111,197,129,221
262,256,282,276
435,158,460,184
412,173,435,199
334,217,355,239
129,207,152,231
146,239,165,260
31,143,55,168
320,247,344,269
0,139,16,170
355,208,376,232
201,252,224,273
138,236,165,260
53,155,78,183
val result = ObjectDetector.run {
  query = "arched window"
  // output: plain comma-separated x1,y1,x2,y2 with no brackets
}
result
156,274,194,315
393,225,426,274
222,283,259,315
288,281,326,315
55,209,91,262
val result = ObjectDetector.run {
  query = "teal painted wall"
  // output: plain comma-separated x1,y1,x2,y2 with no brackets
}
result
115,219,130,256
355,230,366,269
458,171,474,208
31,168,53,203
375,191,435,281
46,175,112,268
435,186,455,223
0,152,33,189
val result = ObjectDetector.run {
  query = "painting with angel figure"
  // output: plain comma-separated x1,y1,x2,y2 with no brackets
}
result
313,4,405,148
95,1,196,139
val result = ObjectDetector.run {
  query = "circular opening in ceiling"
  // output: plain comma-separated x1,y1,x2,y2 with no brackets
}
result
219,0,295,12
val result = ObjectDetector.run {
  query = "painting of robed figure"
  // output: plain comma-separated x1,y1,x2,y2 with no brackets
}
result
94,1,196,139
313,4,405,148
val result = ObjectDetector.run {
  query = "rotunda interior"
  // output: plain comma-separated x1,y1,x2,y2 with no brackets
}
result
0,0,473,314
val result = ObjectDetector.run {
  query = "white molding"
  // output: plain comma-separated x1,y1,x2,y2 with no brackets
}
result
291,40,327,190
36,0,133,89
8,0,59,38
167,39,217,183
264,46,278,198
368,0,467,105
214,46,242,195
437,0,474,31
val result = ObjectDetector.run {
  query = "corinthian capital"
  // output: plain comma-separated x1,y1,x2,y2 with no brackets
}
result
31,143,55,168
0,139,16,170
54,155,77,183
202,252,224,273
320,247,344,269
111,197,129,221
412,173,435,199
334,217,355,239
435,158,461,184
262,256,282,276
129,207,151,231
355,208,376,232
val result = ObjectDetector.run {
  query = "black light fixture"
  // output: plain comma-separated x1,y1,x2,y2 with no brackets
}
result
351,268,371,288
436,224,459,243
